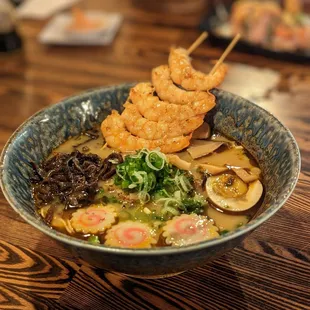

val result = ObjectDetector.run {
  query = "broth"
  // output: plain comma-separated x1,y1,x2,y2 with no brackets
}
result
32,128,264,248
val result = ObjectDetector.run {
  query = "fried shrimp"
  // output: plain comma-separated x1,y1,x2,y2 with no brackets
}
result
168,48,228,91
101,110,191,153
121,102,203,140
130,83,215,122
152,65,216,106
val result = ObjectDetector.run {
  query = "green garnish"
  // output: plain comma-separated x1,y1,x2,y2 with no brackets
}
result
181,195,206,214
114,149,206,215
95,188,105,200
97,194,120,205
107,196,121,204
220,230,230,235
88,235,100,244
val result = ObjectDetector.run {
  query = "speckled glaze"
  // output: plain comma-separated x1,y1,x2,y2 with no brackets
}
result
0,85,300,277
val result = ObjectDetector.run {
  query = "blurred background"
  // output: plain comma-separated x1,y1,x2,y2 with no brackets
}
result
0,0,310,127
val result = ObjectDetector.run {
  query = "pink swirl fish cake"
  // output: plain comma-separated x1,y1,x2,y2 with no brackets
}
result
105,221,157,248
162,214,219,246
71,204,117,234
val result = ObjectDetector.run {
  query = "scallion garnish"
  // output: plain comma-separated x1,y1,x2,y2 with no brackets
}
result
114,149,206,215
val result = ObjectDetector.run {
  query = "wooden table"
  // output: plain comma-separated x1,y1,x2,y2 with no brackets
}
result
1,1,309,309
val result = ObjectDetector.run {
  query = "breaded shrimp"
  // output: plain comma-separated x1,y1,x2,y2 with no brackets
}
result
168,47,228,91
152,65,216,106
101,110,191,153
130,83,215,122
121,102,203,140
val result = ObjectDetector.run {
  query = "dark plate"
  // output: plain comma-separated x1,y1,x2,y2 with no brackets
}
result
200,3,310,64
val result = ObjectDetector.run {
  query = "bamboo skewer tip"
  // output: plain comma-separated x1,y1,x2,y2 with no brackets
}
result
209,33,241,75
187,31,208,55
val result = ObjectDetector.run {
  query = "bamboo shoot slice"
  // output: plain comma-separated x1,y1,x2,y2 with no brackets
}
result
187,141,224,159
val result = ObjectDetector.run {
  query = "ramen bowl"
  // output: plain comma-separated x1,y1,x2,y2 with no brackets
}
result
0,84,300,278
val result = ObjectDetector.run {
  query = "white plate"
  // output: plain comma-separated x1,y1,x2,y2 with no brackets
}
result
39,11,123,45
17,0,81,20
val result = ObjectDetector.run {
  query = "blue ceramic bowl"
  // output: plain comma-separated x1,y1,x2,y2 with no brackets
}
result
0,84,300,278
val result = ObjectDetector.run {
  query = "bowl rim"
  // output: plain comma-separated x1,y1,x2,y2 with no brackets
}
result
0,84,301,256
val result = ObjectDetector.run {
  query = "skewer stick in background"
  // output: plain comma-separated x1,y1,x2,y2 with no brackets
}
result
209,33,241,75
187,32,208,55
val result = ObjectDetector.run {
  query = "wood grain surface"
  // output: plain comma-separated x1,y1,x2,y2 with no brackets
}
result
1,1,310,309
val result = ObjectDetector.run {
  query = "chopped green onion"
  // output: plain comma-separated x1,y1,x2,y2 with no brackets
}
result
113,149,202,213
88,235,100,244
219,230,230,235
145,150,166,171
179,175,192,193
95,188,105,200
157,198,180,210
173,190,182,201
161,206,180,216
108,196,120,203
116,167,126,180
138,191,150,203
128,183,137,189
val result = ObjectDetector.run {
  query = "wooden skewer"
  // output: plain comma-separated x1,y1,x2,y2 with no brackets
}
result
209,33,241,75
187,31,208,55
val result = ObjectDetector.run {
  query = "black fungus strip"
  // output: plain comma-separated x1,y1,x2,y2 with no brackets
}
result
32,151,123,209
201,174,207,190
44,205,55,225
29,162,45,183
